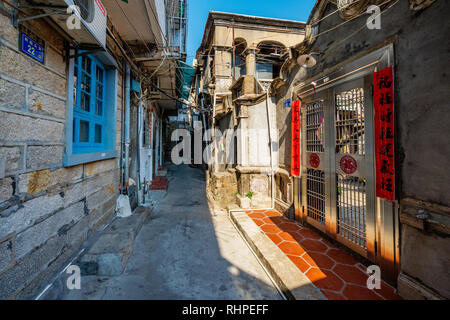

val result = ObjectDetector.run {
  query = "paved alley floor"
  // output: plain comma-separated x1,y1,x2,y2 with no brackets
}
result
60,165,282,300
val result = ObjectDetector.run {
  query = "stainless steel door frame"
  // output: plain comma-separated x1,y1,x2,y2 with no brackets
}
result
296,44,399,283
299,76,377,261
330,76,376,260
300,89,331,233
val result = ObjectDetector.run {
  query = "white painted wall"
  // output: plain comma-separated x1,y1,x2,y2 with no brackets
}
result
245,98,277,167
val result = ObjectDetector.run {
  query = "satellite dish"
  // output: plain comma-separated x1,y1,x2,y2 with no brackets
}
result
297,54,317,68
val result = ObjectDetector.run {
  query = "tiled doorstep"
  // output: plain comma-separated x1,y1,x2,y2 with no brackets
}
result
230,211,326,300
230,209,402,300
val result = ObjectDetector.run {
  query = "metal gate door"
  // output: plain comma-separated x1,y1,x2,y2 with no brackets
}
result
301,76,376,260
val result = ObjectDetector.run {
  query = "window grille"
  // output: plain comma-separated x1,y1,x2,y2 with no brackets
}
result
306,168,326,225
335,88,365,155
306,101,325,152
337,174,367,248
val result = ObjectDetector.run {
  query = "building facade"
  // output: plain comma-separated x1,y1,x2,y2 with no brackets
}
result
271,0,449,299
0,0,187,299
192,1,450,299
193,12,306,209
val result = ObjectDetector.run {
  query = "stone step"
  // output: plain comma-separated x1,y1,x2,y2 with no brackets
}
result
78,206,150,276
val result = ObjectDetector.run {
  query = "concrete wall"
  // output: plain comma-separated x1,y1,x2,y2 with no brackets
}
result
213,25,304,49
275,0,450,298
296,0,450,207
0,7,121,299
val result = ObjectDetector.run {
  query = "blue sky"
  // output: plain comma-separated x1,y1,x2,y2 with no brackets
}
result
186,0,316,65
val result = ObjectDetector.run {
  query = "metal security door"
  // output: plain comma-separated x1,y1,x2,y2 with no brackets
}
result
301,76,376,261
330,77,376,260
301,89,332,234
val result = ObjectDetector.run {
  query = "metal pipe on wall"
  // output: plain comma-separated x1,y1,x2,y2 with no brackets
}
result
119,62,126,194
265,90,275,209
124,63,131,186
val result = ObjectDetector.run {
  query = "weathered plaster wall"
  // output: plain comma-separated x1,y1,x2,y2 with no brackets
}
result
276,0,450,298
0,7,121,299
275,85,293,170
213,25,304,49
299,0,450,206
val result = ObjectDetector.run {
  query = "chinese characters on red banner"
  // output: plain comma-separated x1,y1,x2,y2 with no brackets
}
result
374,66,395,201
291,100,301,176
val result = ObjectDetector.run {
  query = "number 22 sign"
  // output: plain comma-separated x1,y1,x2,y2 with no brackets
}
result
20,32,44,64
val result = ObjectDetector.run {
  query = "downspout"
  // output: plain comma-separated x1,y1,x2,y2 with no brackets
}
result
137,99,143,204
120,63,125,194
211,93,217,173
124,62,131,186
265,89,275,209
160,108,165,167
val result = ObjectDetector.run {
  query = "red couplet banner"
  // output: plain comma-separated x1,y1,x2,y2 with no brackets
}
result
291,100,301,176
373,66,395,201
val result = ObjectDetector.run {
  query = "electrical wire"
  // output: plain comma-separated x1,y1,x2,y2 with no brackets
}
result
311,0,364,25
322,0,399,53
112,0,157,59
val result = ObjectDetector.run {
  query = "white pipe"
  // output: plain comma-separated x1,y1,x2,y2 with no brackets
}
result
124,63,131,184
211,93,217,173
265,89,275,209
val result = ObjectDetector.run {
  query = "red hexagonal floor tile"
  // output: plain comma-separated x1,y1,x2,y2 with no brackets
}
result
333,264,368,286
327,248,358,265
287,255,310,273
291,232,304,242
278,241,306,256
260,224,281,234
302,252,335,270
251,218,265,227
300,239,328,252
270,216,288,226
320,238,336,249
263,210,282,217
298,228,322,240
320,289,346,300
278,223,301,232
262,217,277,225
306,268,344,292
373,282,402,300
248,212,266,219
342,284,383,300
266,233,283,245
278,231,296,242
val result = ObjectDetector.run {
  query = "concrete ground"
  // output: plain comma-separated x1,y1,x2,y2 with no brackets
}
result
57,164,282,300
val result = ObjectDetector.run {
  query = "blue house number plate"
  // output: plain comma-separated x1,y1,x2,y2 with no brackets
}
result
20,32,44,63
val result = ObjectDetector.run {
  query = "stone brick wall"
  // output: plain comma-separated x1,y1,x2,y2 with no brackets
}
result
0,7,121,299
209,172,237,208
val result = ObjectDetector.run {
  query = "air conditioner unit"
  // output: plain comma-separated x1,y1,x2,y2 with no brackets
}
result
38,0,107,48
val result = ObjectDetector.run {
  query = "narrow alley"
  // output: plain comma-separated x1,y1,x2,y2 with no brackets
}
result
0,0,449,305
49,165,282,300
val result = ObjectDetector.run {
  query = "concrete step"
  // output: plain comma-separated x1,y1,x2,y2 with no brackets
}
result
79,206,150,276
230,211,325,300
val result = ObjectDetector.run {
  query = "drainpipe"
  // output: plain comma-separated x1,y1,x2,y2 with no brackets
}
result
124,62,131,186
137,99,143,204
160,108,165,167
265,89,275,209
119,63,125,194
211,93,217,173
